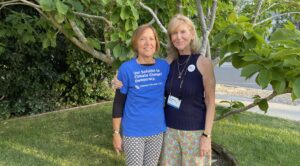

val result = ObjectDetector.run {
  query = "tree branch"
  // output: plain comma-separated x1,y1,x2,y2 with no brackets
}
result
0,0,113,64
0,0,40,11
195,0,207,34
208,0,217,32
195,0,217,57
139,1,167,34
73,11,113,28
177,0,183,14
195,0,208,56
46,15,112,64
0,95,5,101
69,20,88,43
215,89,292,121
0,0,19,5
0,2,24,10
252,0,264,24
260,3,278,15
20,0,40,9
254,12,300,26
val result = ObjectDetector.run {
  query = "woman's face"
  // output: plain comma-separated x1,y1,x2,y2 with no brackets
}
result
137,28,156,58
171,24,194,54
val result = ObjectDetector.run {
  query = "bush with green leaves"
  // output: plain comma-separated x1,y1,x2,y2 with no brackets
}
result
0,8,114,119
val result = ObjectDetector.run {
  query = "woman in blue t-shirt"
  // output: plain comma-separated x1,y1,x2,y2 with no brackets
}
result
112,24,169,166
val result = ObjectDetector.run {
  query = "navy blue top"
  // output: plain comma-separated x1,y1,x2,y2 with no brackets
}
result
118,58,169,136
165,54,206,130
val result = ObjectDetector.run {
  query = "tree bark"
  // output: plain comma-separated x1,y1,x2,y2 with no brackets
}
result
252,0,264,24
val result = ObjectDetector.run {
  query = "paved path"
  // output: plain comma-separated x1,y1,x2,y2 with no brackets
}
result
215,62,272,90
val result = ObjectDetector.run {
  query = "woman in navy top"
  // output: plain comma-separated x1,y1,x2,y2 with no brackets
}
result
160,14,216,166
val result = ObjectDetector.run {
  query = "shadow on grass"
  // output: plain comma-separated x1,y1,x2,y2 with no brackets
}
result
0,103,125,165
213,114,300,166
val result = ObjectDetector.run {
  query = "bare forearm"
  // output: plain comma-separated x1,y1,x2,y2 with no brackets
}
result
112,118,121,131
204,99,215,134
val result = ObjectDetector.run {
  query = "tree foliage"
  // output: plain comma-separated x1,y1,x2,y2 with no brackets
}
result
1,0,300,120
0,6,114,119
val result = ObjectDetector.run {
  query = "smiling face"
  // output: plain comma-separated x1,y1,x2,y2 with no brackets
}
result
171,23,194,55
136,28,157,58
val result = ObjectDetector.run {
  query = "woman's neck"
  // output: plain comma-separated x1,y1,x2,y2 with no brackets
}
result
137,56,155,64
178,50,191,56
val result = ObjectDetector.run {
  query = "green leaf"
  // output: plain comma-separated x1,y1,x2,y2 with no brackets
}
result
284,21,296,30
87,38,100,49
270,48,300,60
111,33,119,41
66,0,83,12
231,55,244,69
228,13,237,23
40,0,55,11
241,64,262,79
125,20,131,31
292,78,300,98
228,42,240,54
256,69,272,89
227,34,241,44
286,69,300,78
56,0,69,15
119,31,126,40
219,54,232,66
271,80,286,94
130,6,139,20
237,16,250,23
116,0,123,6
120,6,131,20
131,21,138,30
111,10,120,23
258,99,268,113
113,44,125,57
54,13,65,23
243,32,253,40
0,44,5,54
283,58,300,67
270,28,300,41
22,34,35,43
101,0,109,5
42,38,50,48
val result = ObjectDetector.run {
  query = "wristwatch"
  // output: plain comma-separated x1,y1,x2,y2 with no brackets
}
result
113,129,120,135
202,131,211,138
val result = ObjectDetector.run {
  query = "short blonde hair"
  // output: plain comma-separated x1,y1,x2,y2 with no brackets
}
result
167,14,201,58
131,24,160,55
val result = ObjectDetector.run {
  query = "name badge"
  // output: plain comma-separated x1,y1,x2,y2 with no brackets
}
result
167,95,181,109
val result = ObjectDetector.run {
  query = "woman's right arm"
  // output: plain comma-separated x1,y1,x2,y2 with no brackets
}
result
112,89,127,154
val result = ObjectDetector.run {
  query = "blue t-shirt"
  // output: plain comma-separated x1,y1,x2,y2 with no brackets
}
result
118,58,169,137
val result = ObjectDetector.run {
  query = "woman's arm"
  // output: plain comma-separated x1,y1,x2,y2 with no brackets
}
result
112,90,127,154
197,56,216,157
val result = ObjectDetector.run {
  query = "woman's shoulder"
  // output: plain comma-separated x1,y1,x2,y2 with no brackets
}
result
156,58,170,66
119,58,136,70
196,55,211,65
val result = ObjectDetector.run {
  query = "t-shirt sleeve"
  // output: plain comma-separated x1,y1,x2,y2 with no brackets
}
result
117,64,129,94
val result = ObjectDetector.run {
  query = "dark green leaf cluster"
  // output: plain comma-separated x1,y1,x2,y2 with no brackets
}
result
0,7,114,119
215,13,300,112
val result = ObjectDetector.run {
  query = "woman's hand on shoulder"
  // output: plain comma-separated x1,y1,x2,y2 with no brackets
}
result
165,54,174,64
111,72,123,89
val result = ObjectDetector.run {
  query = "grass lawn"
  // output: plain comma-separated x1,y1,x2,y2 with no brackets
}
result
0,102,299,166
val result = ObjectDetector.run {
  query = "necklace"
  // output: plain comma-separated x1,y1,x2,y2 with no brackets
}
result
177,55,191,79
177,56,190,66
